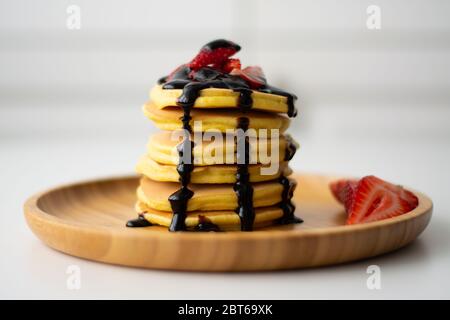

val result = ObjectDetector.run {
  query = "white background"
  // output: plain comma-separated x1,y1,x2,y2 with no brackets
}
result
1,0,450,299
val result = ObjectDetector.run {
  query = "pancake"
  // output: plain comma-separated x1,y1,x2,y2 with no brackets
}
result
136,155,292,184
137,177,292,212
146,130,298,166
150,85,293,115
143,101,290,133
136,201,284,231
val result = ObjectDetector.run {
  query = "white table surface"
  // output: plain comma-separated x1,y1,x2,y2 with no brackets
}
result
1,103,450,300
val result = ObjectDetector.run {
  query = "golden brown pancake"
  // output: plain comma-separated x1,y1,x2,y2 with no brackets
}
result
136,201,284,231
136,155,292,184
150,84,293,115
146,130,297,166
137,177,290,212
143,102,290,133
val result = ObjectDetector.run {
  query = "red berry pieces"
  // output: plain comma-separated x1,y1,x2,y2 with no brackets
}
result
330,179,358,211
222,58,241,73
330,176,419,225
189,40,240,70
230,66,267,89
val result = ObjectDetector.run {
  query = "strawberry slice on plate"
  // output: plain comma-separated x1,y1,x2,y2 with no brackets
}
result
330,175,419,225
330,179,357,211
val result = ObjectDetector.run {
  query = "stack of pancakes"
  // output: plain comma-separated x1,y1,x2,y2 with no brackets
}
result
131,86,300,232
128,39,301,232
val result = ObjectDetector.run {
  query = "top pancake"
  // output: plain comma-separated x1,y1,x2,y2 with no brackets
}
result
150,84,293,115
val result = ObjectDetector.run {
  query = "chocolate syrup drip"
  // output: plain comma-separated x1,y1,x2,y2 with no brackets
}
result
284,134,298,161
194,215,221,232
278,176,303,225
157,76,167,85
167,94,196,231
126,213,152,228
168,186,193,231
234,117,255,231
179,103,193,132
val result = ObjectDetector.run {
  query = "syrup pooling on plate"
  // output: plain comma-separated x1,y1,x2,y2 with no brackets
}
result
126,213,152,227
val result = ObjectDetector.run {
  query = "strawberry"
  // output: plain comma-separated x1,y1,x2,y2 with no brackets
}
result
230,66,266,89
330,179,357,210
329,176,419,225
222,58,241,73
189,40,240,70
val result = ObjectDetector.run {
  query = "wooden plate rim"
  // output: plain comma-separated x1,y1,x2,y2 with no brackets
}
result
23,174,434,241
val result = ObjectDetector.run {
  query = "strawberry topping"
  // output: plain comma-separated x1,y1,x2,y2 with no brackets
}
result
230,66,267,89
222,58,241,73
188,40,240,70
330,176,419,224
165,40,270,90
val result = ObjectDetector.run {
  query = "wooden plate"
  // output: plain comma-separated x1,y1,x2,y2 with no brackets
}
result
24,174,432,271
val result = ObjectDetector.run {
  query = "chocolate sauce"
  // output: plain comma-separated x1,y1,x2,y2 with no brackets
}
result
284,134,298,161
126,213,152,228
278,176,303,225
168,102,195,231
194,215,221,232
234,117,255,231
157,76,167,85
202,39,241,51
168,186,193,231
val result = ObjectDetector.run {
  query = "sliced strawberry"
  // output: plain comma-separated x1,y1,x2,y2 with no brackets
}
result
330,179,358,210
346,176,418,224
222,58,241,73
376,178,419,209
230,66,267,89
329,175,419,225
188,40,240,70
